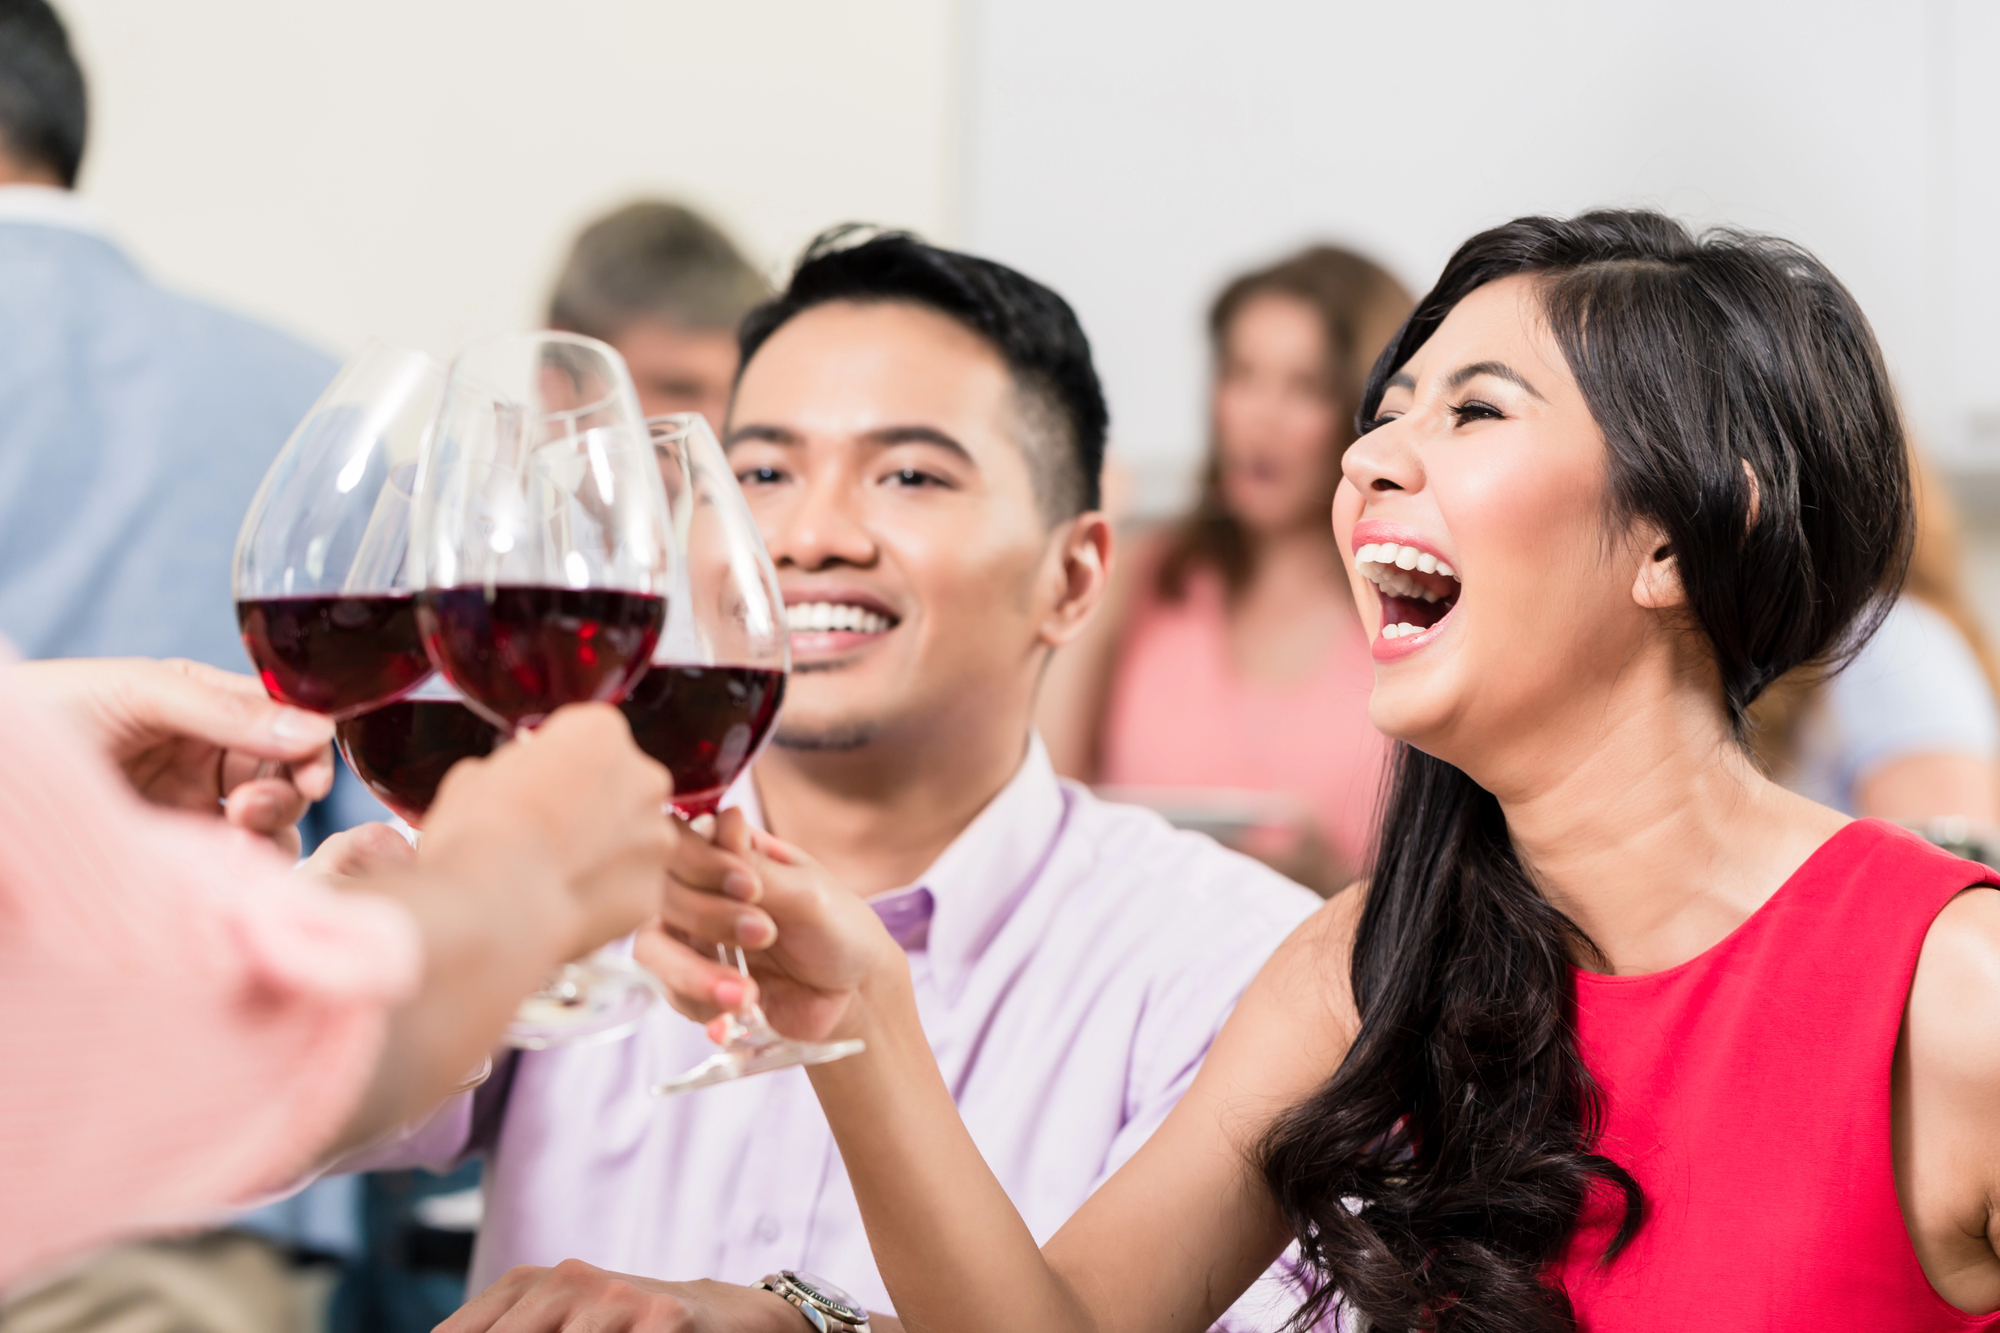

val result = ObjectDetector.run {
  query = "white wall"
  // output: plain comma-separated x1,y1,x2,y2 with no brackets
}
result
963,0,2000,513
58,0,961,360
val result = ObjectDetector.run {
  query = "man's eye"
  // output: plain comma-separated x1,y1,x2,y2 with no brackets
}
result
885,468,942,488
737,466,785,486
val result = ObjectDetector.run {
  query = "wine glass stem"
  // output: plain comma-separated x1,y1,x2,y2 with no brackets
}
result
713,942,770,1043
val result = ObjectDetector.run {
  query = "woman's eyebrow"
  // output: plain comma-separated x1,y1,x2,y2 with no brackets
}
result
1445,360,1546,402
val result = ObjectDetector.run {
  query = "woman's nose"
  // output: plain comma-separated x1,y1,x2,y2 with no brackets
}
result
1341,417,1423,497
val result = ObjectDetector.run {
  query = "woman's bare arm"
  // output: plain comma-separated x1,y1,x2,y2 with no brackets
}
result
641,816,1363,1333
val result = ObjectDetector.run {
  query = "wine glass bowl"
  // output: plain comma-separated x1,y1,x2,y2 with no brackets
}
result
639,414,864,1095
335,675,505,827
413,333,674,735
621,414,790,818
233,341,443,718
409,331,677,1049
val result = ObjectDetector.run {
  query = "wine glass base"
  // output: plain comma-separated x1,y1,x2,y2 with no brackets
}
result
652,1035,866,1096
505,959,659,1050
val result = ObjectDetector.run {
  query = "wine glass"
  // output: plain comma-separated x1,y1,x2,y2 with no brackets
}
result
234,340,442,718
641,413,865,1096
335,673,505,828
411,330,676,1049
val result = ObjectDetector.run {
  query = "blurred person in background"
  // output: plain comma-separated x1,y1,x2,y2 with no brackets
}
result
1039,246,1413,893
0,656,677,1311
0,0,387,1324
547,199,770,426
1754,453,2000,828
367,230,1316,1331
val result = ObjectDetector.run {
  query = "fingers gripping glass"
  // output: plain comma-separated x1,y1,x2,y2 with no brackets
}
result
412,331,677,1049
639,414,863,1095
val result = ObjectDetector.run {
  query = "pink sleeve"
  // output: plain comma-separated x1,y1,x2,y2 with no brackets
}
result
0,678,422,1288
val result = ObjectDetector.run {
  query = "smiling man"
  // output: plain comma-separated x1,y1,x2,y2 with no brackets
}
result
407,230,1320,1332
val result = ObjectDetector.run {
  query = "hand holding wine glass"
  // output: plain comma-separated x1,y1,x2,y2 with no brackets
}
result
10,656,336,852
637,807,903,1046
632,414,865,1093
411,332,676,1048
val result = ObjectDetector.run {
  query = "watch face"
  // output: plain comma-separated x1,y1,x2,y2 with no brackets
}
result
787,1272,867,1322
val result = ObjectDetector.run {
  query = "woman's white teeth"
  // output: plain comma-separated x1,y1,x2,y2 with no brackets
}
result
1380,622,1426,640
1355,542,1459,600
785,602,892,634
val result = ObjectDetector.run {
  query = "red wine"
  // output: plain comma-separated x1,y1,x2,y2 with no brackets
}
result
417,585,665,730
336,700,503,824
620,665,786,816
236,595,431,718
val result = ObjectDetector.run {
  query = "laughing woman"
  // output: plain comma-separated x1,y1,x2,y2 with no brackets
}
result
597,211,2000,1332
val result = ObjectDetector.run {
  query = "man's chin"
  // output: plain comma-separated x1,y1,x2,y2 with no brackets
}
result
772,720,878,753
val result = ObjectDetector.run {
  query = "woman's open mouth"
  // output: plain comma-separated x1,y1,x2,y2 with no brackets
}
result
1356,541,1460,649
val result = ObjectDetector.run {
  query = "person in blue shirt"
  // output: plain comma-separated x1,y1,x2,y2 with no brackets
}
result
0,7,335,669
0,3,386,1328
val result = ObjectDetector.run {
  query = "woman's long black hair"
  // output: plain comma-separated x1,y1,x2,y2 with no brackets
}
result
1260,210,1913,1332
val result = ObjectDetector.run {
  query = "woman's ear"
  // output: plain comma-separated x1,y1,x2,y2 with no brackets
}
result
1631,521,1686,611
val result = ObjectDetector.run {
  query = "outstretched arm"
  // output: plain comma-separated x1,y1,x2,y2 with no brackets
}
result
635,815,1362,1333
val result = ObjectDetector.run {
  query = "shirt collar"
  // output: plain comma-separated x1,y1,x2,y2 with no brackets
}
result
0,185,108,236
732,735,1072,1000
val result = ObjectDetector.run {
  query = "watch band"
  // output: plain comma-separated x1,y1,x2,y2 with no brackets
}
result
756,1271,870,1332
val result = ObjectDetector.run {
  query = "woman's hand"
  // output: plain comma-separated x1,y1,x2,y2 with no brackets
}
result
635,808,902,1043
10,656,335,854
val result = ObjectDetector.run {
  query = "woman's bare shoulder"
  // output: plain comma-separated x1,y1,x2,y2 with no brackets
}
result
1195,885,1364,1114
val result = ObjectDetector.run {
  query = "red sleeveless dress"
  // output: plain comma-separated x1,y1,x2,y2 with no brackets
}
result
1554,819,2000,1328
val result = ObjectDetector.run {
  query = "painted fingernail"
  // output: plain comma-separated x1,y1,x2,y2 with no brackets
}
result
736,915,772,947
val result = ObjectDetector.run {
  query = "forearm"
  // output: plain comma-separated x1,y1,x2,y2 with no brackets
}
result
806,967,1100,1333
330,849,570,1153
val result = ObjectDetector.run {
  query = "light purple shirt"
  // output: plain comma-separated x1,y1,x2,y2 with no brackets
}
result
385,738,1319,1326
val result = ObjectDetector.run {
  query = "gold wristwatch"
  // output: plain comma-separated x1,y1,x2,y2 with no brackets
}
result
756,1271,870,1332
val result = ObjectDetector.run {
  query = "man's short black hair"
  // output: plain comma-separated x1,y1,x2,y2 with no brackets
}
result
739,227,1108,519
0,0,86,188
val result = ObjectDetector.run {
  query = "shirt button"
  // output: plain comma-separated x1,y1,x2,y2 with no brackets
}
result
753,1215,781,1243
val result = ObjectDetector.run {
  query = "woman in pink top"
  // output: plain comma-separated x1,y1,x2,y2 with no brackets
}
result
0,652,676,1290
1040,247,1411,892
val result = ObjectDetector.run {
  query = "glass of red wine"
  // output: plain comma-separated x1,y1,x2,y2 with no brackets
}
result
412,330,676,1049
642,413,864,1096
336,674,505,827
234,340,442,721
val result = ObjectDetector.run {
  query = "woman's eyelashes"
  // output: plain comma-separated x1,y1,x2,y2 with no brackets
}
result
1445,399,1504,426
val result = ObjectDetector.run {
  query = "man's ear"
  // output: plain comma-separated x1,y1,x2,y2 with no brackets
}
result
1631,520,1686,611
1040,512,1114,649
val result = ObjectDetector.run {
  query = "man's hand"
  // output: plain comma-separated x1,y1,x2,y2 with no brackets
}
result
636,808,901,1045
11,657,335,854
440,1260,806,1333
